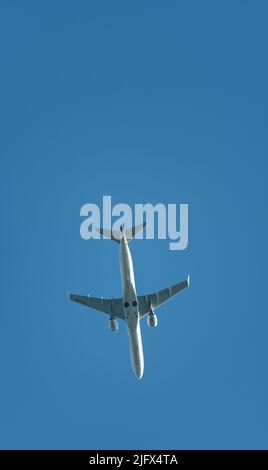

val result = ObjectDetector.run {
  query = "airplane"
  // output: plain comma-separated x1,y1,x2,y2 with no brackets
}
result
69,223,190,379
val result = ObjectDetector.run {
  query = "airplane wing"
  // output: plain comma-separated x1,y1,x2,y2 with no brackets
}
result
69,294,125,320
138,276,190,319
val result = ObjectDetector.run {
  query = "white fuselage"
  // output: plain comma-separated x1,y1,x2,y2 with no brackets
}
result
119,234,144,379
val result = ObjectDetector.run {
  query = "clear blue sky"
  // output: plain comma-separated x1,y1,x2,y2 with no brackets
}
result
0,1,267,450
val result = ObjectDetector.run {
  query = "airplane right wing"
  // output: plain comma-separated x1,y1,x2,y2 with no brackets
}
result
138,276,190,319
69,294,125,320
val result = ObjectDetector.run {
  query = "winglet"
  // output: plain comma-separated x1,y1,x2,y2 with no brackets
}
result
187,275,190,287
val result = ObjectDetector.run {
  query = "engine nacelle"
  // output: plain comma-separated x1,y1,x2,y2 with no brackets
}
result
147,312,158,327
109,317,119,332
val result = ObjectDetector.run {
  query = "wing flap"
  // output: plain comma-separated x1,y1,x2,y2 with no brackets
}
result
138,276,190,318
69,294,125,320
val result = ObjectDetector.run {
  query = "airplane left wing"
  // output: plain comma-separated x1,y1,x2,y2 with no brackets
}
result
69,294,125,320
138,276,190,319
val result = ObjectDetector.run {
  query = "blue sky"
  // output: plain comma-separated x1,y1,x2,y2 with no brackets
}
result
0,1,267,449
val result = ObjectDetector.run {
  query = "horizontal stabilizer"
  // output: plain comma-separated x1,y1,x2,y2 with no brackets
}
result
96,222,146,243
95,227,121,243
125,222,146,242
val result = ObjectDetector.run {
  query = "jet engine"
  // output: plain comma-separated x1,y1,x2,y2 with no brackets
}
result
147,311,158,327
109,316,119,331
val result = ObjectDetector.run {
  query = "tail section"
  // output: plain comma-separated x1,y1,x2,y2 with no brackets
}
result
96,222,146,244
